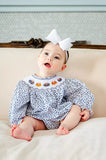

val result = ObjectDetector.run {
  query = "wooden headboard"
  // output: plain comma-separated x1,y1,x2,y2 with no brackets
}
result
0,38,106,49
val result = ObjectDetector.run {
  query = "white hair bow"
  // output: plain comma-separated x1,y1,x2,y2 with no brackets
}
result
45,29,73,62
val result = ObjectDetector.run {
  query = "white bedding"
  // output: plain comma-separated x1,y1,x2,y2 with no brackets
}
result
0,118,106,160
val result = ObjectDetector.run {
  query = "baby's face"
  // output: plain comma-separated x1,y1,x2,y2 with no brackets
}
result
37,43,66,77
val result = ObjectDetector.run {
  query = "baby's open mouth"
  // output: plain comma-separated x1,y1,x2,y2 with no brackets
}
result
44,63,51,68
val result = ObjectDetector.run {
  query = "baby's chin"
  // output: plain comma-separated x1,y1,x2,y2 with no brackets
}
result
37,70,56,78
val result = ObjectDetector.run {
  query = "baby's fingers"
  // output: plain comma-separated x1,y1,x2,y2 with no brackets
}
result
80,115,88,121
80,111,85,116
80,112,89,121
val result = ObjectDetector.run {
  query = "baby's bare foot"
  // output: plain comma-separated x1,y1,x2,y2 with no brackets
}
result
11,124,32,141
11,124,17,135
56,126,69,135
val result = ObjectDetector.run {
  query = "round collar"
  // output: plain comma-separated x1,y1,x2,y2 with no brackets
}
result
32,74,57,80
23,74,65,89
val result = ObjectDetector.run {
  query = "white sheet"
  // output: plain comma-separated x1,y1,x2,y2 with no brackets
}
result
0,118,106,160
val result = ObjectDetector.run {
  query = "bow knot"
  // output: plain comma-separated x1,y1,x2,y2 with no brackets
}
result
45,29,73,51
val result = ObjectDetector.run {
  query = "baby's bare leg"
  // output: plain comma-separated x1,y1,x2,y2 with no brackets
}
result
57,105,81,135
11,116,46,141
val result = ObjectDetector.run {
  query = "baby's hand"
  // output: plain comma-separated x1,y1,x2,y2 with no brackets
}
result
80,109,90,121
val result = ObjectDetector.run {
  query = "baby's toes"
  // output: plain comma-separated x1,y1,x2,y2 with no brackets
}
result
11,124,18,136
56,126,69,135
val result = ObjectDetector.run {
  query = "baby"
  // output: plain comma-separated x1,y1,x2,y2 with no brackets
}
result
9,29,94,141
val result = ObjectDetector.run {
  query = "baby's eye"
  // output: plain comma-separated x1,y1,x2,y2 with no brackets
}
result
54,56,60,60
44,52,49,56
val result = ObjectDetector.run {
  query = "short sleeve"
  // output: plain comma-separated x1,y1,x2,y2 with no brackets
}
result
9,80,30,126
64,79,94,110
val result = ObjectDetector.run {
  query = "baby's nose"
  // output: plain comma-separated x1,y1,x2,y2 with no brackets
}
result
48,56,53,61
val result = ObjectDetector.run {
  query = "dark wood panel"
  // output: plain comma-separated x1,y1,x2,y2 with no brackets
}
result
0,38,106,49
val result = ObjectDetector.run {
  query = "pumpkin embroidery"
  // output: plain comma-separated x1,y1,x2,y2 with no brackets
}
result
51,81,57,85
24,75,65,89
36,83,42,87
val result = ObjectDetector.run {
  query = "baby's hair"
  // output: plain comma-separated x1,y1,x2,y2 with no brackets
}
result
65,51,69,64
42,42,69,64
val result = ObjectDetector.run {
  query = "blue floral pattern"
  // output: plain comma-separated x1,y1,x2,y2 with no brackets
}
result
9,75,94,129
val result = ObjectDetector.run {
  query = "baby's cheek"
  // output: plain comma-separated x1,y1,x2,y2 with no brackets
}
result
53,65,60,71
52,65,57,69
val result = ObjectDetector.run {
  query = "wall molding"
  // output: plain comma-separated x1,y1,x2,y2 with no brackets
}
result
0,0,106,12
0,39,106,49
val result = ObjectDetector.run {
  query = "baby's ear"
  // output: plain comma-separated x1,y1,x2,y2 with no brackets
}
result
61,64,67,72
